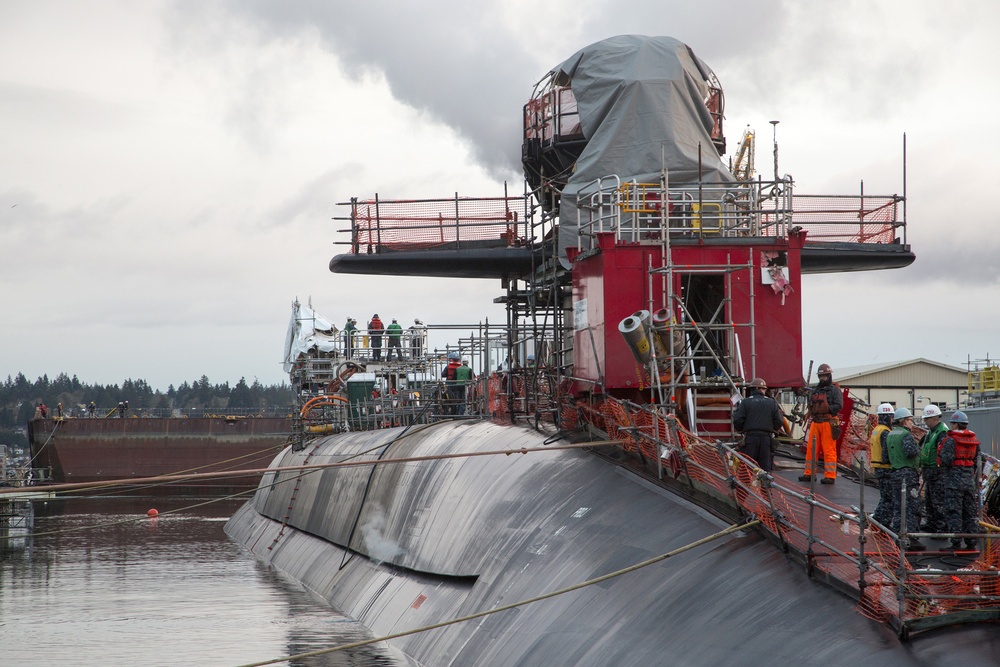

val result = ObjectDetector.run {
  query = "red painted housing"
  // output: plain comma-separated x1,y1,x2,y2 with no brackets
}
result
570,231,805,397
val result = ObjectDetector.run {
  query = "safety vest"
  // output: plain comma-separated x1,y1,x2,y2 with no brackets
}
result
455,365,473,382
886,426,919,469
445,362,460,381
869,424,891,469
919,422,948,468
939,429,980,467
808,384,840,421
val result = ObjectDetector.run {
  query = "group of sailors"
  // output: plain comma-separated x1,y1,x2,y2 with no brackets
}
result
344,314,426,362
733,363,983,552
870,404,981,551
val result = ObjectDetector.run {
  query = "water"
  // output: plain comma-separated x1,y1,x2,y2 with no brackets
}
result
1,496,403,666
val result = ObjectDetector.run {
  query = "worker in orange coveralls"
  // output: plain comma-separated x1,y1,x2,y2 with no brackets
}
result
799,363,843,484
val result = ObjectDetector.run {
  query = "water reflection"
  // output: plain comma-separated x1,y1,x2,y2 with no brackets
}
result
1,496,402,666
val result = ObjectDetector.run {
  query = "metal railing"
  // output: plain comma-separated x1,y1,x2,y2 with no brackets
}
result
575,176,903,250
335,194,535,254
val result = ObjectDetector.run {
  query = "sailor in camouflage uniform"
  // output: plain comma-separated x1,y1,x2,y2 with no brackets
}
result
884,407,925,550
936,410,981,551
917,404,949,532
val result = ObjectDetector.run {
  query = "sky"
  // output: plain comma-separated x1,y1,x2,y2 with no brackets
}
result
2,0,999,390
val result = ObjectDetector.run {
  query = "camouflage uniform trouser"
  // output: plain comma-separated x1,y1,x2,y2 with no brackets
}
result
939,467,979,548
922,466,945,531
872,468,892,528
887,467,921,536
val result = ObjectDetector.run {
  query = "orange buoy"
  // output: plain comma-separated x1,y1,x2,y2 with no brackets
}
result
147,508,159,517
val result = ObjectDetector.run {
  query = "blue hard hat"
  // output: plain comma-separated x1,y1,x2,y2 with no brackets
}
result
893,407,912,421
950,410,969,424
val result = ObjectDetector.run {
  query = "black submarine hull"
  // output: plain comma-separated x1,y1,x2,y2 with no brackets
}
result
224,421,1000,665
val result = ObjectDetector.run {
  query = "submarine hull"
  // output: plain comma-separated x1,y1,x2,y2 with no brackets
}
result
225,421,1000,665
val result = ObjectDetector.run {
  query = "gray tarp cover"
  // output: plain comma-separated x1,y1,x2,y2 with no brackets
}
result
282,301,340,373
554,35,734,260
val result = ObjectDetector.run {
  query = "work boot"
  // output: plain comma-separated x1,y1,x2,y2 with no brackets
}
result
798,474,811,482
947,541,962,551
965,540,979,551
908,539,926,552
820,478,835,485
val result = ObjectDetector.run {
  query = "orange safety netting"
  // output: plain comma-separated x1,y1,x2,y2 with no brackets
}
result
754,194,899,244
349,196,531,253
487,372,1000,635
589,395,1000,633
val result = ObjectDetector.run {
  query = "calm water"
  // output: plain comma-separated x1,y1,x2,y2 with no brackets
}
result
1,496,402,666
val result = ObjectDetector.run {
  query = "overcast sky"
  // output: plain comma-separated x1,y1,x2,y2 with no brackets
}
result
2,1,998,390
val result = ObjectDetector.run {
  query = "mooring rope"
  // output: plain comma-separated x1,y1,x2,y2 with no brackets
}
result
233,518,760,667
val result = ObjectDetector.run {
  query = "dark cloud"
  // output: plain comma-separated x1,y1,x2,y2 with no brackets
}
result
179,1,794,181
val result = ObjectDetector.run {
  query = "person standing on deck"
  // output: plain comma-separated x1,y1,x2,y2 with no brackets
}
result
885,407,925,550
386,318,403,361
368,314,384,362
88,401,96,418
799,363,843,484
918,404,948,533
454,358,474,416
936,410,981,551
442,352,462,414
869,403,895,528
409,319,426,359
344,318,357,358
732,377,784,472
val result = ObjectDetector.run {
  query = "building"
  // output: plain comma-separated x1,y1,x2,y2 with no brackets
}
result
832,358,968,417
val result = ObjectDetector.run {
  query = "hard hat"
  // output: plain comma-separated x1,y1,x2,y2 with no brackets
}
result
817,363,833,375
448,351,460,360
750,377,767,389
392,318,397,322
893,407,912,421
876,403,895,416
462,358,469,363
414,318,422,324
950,410,969,425
921,404,942,419
527,353,535,360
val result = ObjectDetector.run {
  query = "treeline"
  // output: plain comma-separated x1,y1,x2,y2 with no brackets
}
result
0,372,294,431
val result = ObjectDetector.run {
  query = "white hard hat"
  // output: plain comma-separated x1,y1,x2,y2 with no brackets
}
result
921,404,942,419
876,403,895,416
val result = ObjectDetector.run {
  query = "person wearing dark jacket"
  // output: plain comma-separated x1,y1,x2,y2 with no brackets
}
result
368,314,384,361
733,377,784,472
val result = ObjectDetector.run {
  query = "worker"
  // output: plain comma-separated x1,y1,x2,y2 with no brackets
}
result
441,351,462,414
936,410,981,551
917,404,948,533
343,318,357,358
386,318,403,360
799,363,843,484
409,318,426,359
368,314,384,361
56,402,63,419
454,358,474,416
885,407,925,550
87,401,96,418
869,403,895,527
732,377,784,472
